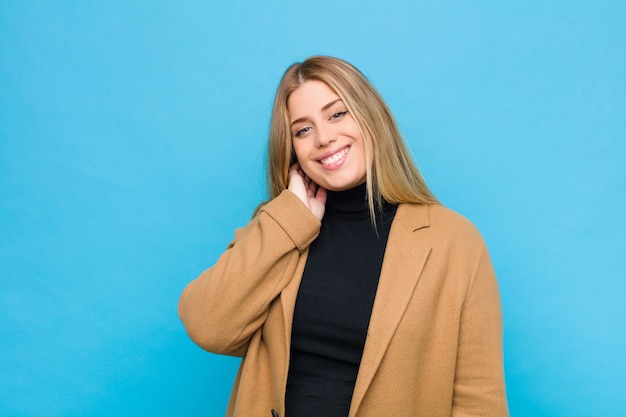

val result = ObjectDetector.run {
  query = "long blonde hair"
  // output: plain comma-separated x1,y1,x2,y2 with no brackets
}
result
260,56,439,218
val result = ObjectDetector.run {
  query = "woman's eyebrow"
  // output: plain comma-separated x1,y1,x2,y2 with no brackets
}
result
321,98,341,111
290,99,343,126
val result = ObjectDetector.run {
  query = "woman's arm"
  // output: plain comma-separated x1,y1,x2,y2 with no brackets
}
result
178,190,320,356
452,242,509,416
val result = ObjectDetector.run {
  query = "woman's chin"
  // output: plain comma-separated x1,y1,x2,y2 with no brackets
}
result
323,178,366,192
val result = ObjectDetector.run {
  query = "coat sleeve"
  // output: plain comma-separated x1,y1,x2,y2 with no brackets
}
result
178,190,320,357
452,241,509,416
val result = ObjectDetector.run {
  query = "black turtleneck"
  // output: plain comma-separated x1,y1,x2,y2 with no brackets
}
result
285,183,397,417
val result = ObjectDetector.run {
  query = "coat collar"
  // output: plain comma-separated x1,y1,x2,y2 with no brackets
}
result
349,203,433,416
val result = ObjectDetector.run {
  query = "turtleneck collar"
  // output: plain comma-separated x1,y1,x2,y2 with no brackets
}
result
325,182,397,221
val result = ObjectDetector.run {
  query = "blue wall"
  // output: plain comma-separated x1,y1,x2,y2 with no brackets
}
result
1,1,624,416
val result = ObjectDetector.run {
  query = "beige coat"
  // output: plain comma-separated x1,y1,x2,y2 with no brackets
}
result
179,190,508,417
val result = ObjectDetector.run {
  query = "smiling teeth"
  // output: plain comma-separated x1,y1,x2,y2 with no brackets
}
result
320,148,349,165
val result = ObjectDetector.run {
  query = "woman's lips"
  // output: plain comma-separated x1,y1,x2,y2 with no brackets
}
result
319,146,350,168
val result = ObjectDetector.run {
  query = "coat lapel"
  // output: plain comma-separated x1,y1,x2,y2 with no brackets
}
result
281,249,309,343
349,203,432,416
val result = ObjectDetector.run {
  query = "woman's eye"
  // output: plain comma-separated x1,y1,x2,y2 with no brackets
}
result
295,127,311,137
330,110,348,120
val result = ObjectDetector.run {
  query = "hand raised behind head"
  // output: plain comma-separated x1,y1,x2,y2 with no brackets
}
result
288,163,326,220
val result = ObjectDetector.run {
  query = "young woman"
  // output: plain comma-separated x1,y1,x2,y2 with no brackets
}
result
178,56,508,417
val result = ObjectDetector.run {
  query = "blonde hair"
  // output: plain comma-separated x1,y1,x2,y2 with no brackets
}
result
260,56,439,219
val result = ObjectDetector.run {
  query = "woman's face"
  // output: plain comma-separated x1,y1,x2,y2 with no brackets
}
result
287,80,369,192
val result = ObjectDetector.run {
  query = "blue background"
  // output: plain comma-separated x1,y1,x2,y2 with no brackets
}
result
1,1,624,416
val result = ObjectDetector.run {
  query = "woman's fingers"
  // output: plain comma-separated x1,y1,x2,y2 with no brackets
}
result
287,163,326,220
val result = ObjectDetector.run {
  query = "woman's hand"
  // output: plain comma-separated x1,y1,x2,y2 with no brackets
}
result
288,163,327,220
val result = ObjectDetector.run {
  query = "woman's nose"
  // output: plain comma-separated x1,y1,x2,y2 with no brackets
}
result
314,125,337,148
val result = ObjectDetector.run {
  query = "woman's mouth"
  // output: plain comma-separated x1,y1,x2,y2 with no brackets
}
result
319,147,350,166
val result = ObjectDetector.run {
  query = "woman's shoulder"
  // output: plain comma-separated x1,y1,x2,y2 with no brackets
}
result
429,204,478,230
398,203,485,246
